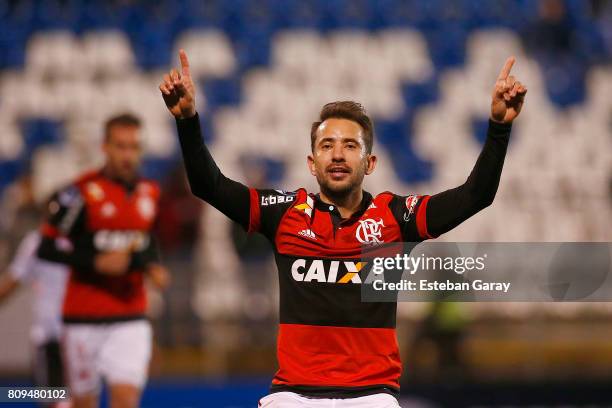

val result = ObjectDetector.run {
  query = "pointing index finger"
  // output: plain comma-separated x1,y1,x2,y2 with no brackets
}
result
498,56,515,81
179,49,191,77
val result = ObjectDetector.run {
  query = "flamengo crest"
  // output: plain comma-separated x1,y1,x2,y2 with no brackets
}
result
355,218,385,244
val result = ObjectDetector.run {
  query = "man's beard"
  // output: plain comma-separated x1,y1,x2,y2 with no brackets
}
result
317,172,362,202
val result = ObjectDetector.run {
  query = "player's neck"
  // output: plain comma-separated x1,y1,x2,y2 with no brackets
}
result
318,188,363,219
101,166,138,189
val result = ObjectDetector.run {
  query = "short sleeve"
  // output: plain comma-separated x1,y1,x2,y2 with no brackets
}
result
389,193,436,242
248,188,298,241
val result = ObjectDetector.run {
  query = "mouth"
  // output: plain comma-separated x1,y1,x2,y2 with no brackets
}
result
327,166,351,180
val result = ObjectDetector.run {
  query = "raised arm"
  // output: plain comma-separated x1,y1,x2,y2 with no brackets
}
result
159,50,250,229
427,57,527,237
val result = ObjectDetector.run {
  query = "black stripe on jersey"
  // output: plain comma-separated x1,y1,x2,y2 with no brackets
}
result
275,253,398,328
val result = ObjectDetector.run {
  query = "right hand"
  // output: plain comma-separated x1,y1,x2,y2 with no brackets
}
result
94,251,131,276
490,56,527,124
159,49,196,119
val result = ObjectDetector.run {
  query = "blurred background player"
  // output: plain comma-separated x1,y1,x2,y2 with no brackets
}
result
0,225,71,408
36,114,169,408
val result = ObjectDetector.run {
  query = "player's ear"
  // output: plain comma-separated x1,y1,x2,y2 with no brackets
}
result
365,154,377,175
307,155,316,176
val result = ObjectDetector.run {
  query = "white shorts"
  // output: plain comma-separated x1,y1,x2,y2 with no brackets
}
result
62,320,152,396
258,392,401,407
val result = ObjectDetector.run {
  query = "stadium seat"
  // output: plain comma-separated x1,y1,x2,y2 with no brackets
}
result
25,31,80,78
20,119,64,156
81,31,136,78
0,160,21,194
174,30,236,79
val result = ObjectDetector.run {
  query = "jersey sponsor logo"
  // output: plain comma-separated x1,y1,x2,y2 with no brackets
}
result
261,194,295,206
294,196,314,217
298,229,317,240
356,218,385,244
291,259,367,284
85,182,105,201
404,195,419,222
93,230,150,251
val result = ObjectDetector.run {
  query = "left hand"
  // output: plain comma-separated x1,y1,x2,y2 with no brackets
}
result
490,56,527,124
146,264,171,290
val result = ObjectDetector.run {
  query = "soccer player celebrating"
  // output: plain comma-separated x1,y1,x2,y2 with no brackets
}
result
160,50,526,407
37,114,169,408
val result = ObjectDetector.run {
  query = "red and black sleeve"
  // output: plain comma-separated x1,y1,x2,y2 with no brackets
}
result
426,119,511,236
391,119,512,240
247,188,297,241
176,114,296,239
389,194,433,242
176,113,251,230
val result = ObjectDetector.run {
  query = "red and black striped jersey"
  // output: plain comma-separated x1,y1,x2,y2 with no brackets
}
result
38,170,160,323
248,188,432,398
175,113,512,399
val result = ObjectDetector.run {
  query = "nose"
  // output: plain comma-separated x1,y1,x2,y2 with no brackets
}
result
331,144,345,162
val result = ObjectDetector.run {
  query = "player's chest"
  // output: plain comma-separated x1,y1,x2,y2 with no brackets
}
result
81,181,157,230
275,205,401,257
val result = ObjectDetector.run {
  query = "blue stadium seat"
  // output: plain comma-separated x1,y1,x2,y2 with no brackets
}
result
375,118,433,184
20,119,64,156
76,0,129,31
232,27,272,72
372,0,428,28
32,0,79,31
468,0,519,29
0,21,28,68
142,157,180,182
275,0,322,29
402,78,440,112
128,22,174,70
194,112,216,143
0,0,34,68
574,22,607,64
540,55,587,108
202,77,242,110
178,0,227,30
0,160,21,194
424,24,468,69
471,117,490,146
263,157,285,184
319,0,372,31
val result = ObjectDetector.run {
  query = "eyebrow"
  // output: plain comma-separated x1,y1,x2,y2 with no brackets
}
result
317,137,362,145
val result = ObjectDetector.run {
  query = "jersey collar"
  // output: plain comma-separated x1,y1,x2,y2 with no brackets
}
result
99,168,140,192
312,190,373,220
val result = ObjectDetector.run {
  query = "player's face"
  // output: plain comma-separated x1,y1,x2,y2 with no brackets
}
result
103,125,142,182
308,118,376,197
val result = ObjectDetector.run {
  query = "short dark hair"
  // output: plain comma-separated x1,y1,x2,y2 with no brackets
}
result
310,101,374,154
104,113,141,142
